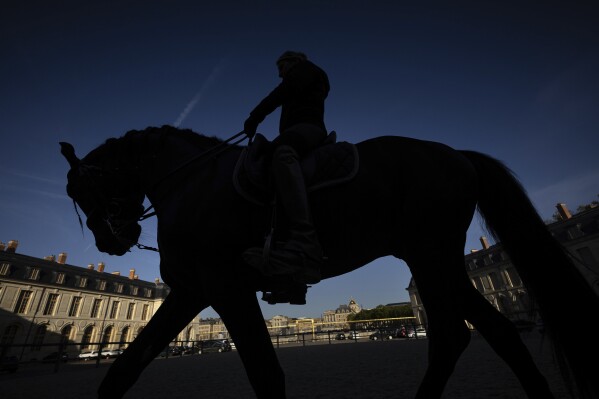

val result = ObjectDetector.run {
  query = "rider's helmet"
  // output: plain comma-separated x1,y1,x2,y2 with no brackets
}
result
276,51,307,65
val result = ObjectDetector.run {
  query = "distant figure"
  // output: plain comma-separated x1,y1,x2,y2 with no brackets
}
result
242,51,330,284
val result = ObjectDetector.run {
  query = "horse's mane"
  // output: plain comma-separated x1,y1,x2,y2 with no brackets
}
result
84,125,225,164
122,125,224,148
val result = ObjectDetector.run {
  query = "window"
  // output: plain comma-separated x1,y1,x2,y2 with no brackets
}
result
31,324,47,351
126,303,135,320
481,275,492,291
43,294,60,315
56,273,66,284
144,288,153,298
28,268,40,280
130,286,138,296
91,299,103,318
504,267,522,287
1,325,19,346
488,272,502,291
115,283,124,294
110,301,120,319
68,296,82,317
81,326,94,350
78,277,88,288
119,327,130,347
61,325,73,342
141,304,149,320
0,263,11,275
14,290,33,314
102,326,113,345
98,280,107,291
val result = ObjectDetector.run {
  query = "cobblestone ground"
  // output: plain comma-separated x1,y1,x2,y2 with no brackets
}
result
0,331,574,399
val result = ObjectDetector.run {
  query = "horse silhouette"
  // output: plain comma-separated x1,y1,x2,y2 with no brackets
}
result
60,125,598,399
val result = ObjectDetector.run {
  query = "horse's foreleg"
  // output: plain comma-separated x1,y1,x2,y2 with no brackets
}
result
212,291,286,399
98,291,207,399
462,286,555,398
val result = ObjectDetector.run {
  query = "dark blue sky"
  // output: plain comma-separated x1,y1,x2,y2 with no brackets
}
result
1,1,598,319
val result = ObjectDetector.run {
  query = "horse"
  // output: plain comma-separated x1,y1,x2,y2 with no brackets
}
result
59,125,599,399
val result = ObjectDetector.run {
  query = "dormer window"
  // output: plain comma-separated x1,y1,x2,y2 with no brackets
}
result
78,277,88,288
28,268,40,280
0,263,10,276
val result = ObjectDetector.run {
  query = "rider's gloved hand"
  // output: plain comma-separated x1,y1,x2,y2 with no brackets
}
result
244,116,259,139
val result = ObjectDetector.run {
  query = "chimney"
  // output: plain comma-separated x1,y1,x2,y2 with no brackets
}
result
470,249,479,253
112,271,121,276
129,268,135,280
57,253,67,264
556,203,572,220
87,264,95,271
479,236,491,250
134,275,139,280
44,255,56,262
0,242,5,251
155,278,161,284
97,262,105,273
6,240,19,253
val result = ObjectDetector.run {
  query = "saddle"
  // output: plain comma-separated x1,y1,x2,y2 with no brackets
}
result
233,132,359,206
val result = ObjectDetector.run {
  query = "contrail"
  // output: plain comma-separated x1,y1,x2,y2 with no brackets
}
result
173,61,224,127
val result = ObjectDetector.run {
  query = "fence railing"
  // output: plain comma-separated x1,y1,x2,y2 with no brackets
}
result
1,319,432,375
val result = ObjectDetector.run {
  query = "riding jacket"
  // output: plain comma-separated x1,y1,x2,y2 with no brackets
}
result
247,60,330,134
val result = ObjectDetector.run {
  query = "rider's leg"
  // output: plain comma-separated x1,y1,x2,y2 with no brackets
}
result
244,124,325,284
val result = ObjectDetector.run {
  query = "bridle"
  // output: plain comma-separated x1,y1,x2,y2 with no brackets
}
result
71,130,248,253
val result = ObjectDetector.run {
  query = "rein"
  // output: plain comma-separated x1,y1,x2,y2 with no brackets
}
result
148,130,247,191
134,130,248,252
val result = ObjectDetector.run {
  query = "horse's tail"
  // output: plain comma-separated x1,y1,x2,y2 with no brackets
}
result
461,150,599,399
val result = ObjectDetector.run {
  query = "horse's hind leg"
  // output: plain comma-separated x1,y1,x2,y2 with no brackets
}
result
461,285,554,398
408,246,554,399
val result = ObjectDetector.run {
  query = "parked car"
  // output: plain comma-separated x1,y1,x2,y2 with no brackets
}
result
0,356,19,373
78,350,101,361
369,329,395,340
348,331,361,340
198,339,231,354
334,333,346,340
407,327,427,338
102,349,123,358
42,352,69,363
160,346,182,357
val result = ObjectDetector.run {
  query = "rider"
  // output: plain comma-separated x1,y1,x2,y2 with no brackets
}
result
242,50,330,285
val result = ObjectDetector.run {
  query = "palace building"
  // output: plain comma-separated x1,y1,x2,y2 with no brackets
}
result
407,203,599,327
0,242,200,361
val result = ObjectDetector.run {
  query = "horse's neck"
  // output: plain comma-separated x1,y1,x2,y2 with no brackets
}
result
131,130,222,206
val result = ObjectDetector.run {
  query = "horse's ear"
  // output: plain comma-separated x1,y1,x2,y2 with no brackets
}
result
59,142,80,168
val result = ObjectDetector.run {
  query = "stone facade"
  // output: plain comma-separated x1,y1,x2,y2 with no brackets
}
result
0,245,200,361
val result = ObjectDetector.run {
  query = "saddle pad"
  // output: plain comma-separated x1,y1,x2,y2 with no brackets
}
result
233,141,359,206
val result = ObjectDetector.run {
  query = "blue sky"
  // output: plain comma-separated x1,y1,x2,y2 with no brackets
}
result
1,1,598,320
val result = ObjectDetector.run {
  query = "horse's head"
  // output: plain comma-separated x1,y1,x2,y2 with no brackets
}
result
60,141,145,256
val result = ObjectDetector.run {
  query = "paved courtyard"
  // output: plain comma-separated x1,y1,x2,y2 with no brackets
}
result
0,332,574,398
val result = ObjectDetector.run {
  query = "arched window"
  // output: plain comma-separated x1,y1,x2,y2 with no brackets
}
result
81,326,95,350
31,324,48,351
120,327,130,348
61,324,73,343
1,324,19,356
102,326,113,348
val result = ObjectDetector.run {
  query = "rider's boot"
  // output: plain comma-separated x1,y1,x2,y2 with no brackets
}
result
243,145,322,284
